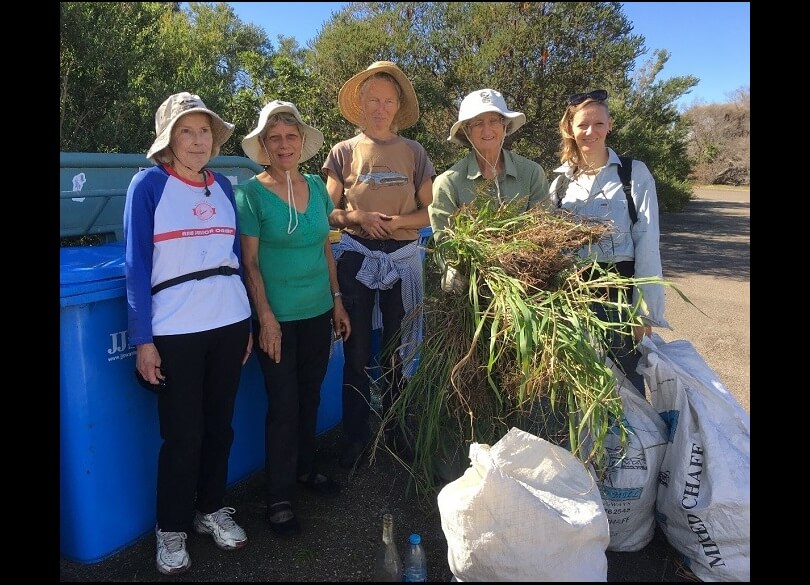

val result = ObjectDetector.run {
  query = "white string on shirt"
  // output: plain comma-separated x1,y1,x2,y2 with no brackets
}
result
286,170,299,234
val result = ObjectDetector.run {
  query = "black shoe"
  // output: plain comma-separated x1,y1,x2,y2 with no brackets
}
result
267,501,300,537
297,473,341,497
338,441,368,470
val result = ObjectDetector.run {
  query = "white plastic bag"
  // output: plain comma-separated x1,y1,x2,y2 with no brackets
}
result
638,334,750,582
437,427,609,582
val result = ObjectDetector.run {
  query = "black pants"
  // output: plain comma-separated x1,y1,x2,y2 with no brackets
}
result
337,236,413,445
153,318,250,531
588,261,645,396
253,311,332,506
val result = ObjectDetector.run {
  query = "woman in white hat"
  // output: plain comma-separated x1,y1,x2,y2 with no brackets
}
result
322,61,436,470
235,100,350,536
429,89,551,292
124,92,253,575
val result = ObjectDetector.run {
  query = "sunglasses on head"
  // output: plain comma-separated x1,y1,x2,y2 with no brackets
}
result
568,89,608,105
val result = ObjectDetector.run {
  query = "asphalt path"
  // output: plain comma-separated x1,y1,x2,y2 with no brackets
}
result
656,186,750,413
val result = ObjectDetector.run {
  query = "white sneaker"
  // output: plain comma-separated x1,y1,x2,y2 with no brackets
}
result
155,526,190,575
193,506,248,550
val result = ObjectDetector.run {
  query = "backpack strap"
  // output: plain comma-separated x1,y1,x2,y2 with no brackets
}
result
554,174,571,208
617,155,637,225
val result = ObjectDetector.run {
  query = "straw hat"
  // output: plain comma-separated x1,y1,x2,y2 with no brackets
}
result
146,92,234,164
448,89,526,146
241,100,325,165
338,61,420,130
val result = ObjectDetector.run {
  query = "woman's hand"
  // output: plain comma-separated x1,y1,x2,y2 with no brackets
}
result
358,210,393,239
333,298,351,341
633,324,652,343
259,316,283,363
136,342,165,385
242,332,253,365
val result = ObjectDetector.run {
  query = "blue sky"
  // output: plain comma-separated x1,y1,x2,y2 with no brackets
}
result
227,2,750,110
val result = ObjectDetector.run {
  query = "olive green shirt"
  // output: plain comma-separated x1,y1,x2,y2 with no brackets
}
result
429,149,550,239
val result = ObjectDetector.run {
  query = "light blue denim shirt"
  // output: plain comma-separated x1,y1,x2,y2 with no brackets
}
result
550,148,671,329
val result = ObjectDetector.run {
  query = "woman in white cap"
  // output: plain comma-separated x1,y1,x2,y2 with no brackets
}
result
323,61,436,470
236,100,350,536
550,89,670,395
124,92,253,575
429,88,550,293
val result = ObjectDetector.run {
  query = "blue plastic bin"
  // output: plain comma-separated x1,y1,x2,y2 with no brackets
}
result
60,244,343,563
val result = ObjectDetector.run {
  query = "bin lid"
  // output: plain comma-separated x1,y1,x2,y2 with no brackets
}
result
60,243,126,286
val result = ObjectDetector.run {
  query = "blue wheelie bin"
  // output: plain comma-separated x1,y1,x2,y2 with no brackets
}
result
60,153,343,563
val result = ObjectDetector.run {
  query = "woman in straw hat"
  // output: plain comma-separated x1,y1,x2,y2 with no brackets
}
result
429,88,551,293
322,61,436,470
124,92,252,575
235,100,350,536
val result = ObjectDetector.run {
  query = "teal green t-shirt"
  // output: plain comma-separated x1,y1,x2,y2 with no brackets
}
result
235,173,335,322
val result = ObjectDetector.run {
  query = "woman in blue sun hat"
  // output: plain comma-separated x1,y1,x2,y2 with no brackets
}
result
124,91,253,575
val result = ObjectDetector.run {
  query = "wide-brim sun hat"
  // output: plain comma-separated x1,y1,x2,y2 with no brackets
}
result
338,61,420,130
448,88,527,146
241,100,325,165
146,92,234,164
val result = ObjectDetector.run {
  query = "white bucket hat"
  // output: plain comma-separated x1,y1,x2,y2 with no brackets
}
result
241,100,325,165
146,92,234,164
448,89,527,146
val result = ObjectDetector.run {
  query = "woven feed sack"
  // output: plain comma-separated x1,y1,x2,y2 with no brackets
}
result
590,370,669,552
637,334,749,582
437,427,609,582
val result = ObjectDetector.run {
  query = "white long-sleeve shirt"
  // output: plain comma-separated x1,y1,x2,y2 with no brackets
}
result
550,148,671,329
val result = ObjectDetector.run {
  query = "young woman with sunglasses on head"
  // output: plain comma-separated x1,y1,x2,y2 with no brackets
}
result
550,89,671,396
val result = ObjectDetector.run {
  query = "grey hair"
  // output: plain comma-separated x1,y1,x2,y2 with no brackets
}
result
262,112,304,138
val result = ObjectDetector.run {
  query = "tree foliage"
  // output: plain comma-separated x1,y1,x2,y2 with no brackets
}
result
60,2,175,153
60,2,273,157
60,1,711,210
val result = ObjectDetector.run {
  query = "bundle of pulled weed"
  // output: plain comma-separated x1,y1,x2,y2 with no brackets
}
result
376,190,675,500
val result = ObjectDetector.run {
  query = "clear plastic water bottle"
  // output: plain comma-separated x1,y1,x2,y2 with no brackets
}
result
373,513,403,581
402,532,427,582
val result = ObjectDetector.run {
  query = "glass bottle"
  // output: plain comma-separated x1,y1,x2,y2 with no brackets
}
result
373,513,403,581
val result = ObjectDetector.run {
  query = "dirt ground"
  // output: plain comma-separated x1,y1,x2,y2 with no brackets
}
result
58,186,749,582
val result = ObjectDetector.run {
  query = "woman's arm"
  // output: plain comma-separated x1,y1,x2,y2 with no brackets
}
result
240,234,283,363
630,160,671,332
325,170,394,239
325,239,351,341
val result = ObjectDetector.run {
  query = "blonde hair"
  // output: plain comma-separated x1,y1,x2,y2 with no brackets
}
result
558,98,611,175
